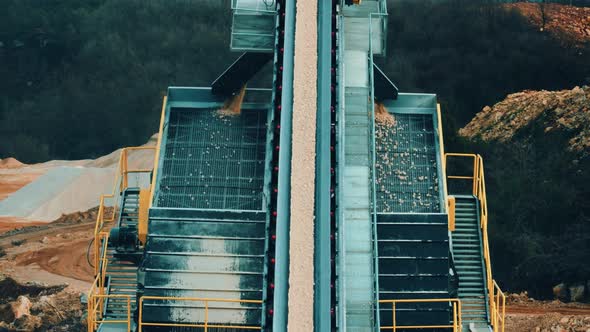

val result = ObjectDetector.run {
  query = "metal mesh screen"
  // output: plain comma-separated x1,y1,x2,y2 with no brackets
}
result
156,108,267,210
375,113,441,213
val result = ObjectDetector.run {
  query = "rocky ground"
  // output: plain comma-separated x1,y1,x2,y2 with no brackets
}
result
0,208,100,331
460,86,590,157
504,3,590,47
0,276,84,332
506,292,590,332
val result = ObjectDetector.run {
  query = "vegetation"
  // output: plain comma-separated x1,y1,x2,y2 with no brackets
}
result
0,0,588,298
0,0,234,162
383,0,590,298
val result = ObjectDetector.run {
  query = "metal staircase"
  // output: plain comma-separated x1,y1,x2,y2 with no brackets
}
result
102,249,139,326
118,189,140,234
451,195,490,331
97,188,142,332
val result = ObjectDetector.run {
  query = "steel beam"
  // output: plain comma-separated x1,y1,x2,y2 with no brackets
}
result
314,0,333,330
272,0,296,329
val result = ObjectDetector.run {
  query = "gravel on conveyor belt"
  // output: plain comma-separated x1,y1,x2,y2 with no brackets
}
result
288,0,317,329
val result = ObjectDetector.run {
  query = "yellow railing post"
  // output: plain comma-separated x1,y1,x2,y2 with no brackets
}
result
150,96,167,208
138,189,150,244
448,196,456,231
121,149,128,192
472,155,478,195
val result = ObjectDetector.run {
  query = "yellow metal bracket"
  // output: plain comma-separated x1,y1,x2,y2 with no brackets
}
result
138,189,150,244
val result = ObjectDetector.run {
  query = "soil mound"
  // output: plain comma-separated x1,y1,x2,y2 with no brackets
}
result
460,86,590,156
0,158,24,169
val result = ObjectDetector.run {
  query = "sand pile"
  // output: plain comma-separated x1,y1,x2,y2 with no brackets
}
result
0,158,24,169
0,167,115,221
0,134,157,223
84,133,157,169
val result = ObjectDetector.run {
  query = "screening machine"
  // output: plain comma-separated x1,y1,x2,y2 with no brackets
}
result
87,1,506,331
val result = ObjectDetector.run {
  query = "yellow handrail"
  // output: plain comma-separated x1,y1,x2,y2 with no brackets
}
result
444,153,506,332
92,146,156,275
378,298,462,331
138,296,263,331
492,281,506,332
149,96,167,208
88,145,156,331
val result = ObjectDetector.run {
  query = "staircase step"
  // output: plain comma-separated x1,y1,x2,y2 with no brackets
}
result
456,274,484,280
452,249,479,253
452,233,479,238
458,292,485,297
452,243,480,248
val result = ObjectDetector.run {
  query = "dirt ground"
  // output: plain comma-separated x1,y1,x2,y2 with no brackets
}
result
505,293,590,331
0,209,98,331
0,162,94,290
0,217,45,234
0,219,95,292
